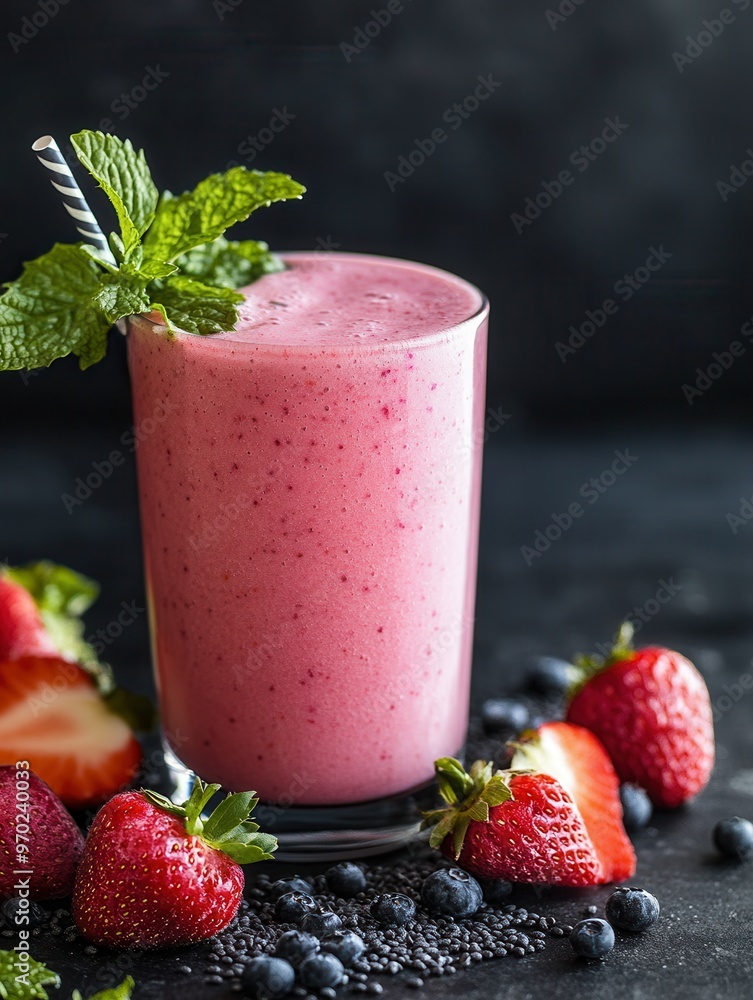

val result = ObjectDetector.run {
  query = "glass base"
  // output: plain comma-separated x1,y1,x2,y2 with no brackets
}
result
162,739,435,862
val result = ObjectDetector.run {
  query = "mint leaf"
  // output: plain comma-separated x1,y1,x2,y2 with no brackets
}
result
72,977,135,1000
71,131,159,254
94,272,151,325
0,244,111,370
0,950,60,1000
176,236,284,289
144,168,305,261
150,276,243,335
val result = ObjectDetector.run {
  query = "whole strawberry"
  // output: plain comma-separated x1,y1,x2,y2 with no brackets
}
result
73,780,277,948
566,623,714,807
0,766,85,899
422,758,607,886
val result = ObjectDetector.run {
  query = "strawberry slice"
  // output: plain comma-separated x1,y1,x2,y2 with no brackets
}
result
511,721,636,882
0,574,59,661
422,758,607,886
0,656,141,810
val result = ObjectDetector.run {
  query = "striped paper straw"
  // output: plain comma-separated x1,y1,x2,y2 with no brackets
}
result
31,135,116,265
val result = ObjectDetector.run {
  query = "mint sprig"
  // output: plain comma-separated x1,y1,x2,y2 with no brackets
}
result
0,130,305,371
142,778,278,865
143,167,304,262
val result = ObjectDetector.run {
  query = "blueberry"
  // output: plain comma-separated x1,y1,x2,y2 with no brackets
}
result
321,929,366,967
241,956,295,999
421,868,483,918
325,861,366,897
298,952,345,990
605,887,660,932
0,898,46,928
528,657,574,695
300,909,343,938
569,918,615,959
273,929,320,968
370,893,416,926
268,876,313,900
478,877,513,905
481,698,530,734
713,816,753,860
275,891,317,924
619,784,653,831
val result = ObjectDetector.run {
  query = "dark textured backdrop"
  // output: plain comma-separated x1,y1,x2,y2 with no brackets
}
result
1,0,753,423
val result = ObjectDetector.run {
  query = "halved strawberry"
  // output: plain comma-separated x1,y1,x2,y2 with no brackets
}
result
422,758,606,885
0,574,59,661
511,721,636,882
0,656,141,810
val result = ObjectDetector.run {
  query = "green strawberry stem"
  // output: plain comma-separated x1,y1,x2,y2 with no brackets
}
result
570,620,636,696
421,758,514,860
142,779,277,864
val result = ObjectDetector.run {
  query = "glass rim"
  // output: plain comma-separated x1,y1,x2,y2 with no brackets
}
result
127,251,489,357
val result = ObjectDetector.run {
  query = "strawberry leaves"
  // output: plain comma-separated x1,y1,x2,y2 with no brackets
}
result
570,620,636,696
422,758,513,858
142,778,277,865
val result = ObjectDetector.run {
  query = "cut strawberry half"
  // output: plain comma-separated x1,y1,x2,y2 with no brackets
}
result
422,758,607,886
0,656,142,810
511,720,636,882
0,574,59,661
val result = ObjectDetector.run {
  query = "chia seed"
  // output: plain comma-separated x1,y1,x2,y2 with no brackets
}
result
194,842,579,991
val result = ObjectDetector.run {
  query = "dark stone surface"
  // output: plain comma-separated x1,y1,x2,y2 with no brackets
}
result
1,419,752,997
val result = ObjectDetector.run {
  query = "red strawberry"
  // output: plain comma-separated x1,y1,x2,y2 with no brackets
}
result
0,656,142,810
566,623,714,807
73,781,277,948
422,758,606,885
510,721,636,882
0,766,85,899
0,574,58,661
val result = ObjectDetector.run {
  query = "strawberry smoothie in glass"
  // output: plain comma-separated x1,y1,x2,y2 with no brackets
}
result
127,252,488,858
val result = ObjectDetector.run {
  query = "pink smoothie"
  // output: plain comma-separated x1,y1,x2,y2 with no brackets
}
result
128,253,488,804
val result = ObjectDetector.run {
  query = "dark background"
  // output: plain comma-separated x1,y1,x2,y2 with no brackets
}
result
2,4,753,996
1,0,753,421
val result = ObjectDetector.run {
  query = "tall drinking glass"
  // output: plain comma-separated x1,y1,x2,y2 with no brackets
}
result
127,252,489,858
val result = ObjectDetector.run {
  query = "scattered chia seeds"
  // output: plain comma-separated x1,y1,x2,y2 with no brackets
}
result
194,846,573,991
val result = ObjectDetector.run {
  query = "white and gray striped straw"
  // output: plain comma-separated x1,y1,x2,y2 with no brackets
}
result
31,135,115,265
